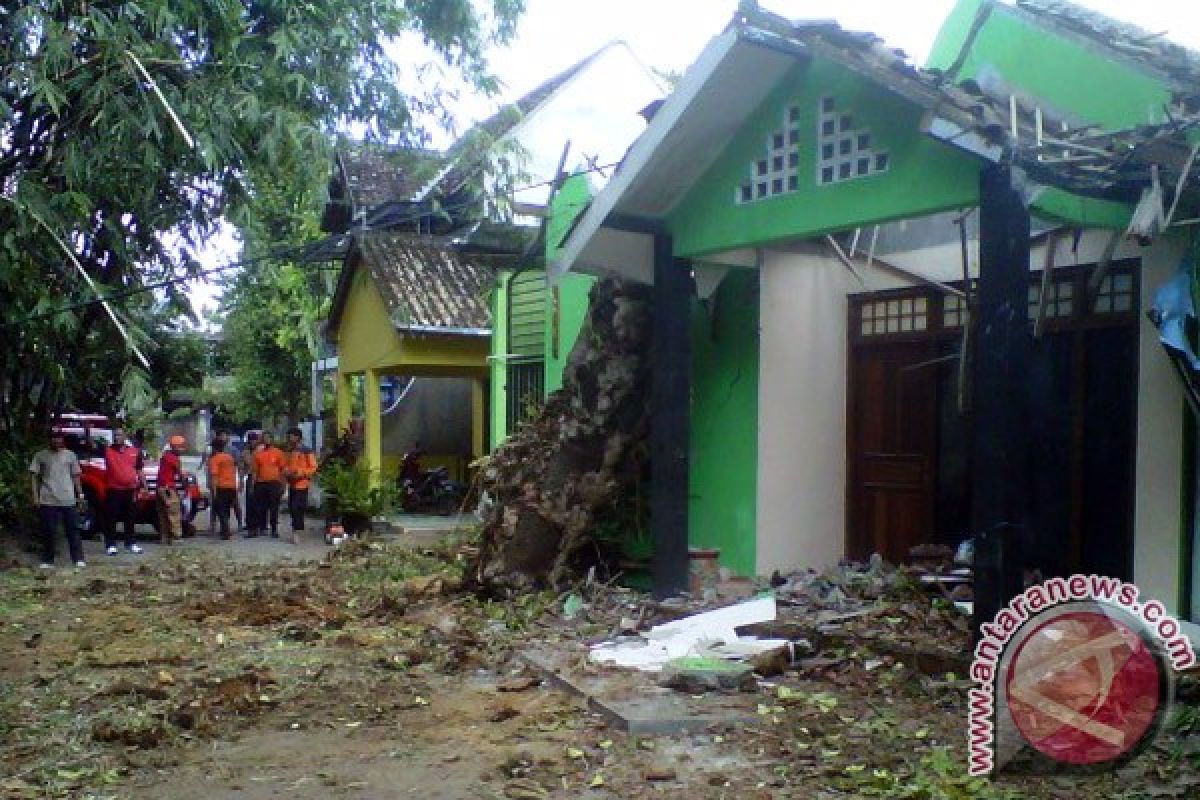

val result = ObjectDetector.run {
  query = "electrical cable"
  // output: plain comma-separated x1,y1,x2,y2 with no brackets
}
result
3,155,620,330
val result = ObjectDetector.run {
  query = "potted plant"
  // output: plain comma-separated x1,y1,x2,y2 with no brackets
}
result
319,460,397,535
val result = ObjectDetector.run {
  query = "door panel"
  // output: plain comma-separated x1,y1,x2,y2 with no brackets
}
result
1080,326,1137,580
848,340,938,563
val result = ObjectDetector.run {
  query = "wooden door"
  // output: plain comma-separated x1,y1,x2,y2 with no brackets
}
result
846,263,1138,575
848,339,940,563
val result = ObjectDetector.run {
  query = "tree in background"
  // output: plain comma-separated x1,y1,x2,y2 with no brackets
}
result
0,0,526,527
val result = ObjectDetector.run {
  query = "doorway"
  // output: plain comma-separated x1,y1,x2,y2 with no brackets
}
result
847,262,1140,577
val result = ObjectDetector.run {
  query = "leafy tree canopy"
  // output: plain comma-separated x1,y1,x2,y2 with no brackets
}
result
0,0,524,442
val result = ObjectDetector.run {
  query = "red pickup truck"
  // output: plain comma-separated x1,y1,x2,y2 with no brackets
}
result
52,413,209,537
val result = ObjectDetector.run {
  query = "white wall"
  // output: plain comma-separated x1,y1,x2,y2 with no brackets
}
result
1132,235,1187,614
495,44,664,211
756,245,860,573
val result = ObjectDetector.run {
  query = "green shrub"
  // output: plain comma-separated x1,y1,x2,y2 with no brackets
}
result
0,446,35,534
320,460,398,520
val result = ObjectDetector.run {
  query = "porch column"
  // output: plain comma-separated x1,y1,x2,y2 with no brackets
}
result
972,163,1032,636
651,231,692,598
335,370,353,435
363,368,383,483
471,378,486,460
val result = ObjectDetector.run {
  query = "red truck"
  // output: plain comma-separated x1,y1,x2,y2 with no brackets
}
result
52,413,209,537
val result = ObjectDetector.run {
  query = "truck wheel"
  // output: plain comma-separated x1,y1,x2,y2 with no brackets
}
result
79,493,101,539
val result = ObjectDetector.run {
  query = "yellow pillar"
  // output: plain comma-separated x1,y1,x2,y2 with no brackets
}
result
364,368,383,483
335,370,353,435
471,378,486,459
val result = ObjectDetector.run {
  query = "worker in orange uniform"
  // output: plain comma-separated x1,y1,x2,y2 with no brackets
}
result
207,438,239,540
250,431,287,538
283,427,318,544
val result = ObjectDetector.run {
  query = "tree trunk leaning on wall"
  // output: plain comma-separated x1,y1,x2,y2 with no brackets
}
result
473,278,653,593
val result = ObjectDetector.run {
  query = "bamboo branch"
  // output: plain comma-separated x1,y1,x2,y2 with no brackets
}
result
126,50,195,149
1,197,151,369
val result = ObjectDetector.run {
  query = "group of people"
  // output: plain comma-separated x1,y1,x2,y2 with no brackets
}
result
27,425,317,568
205,428,317,541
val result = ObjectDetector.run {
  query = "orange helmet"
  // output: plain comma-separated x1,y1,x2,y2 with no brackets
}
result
168,435,186,448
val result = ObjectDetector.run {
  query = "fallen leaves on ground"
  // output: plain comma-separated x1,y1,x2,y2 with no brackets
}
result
0,536,1196,799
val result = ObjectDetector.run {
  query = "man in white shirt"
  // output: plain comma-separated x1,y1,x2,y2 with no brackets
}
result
29,430,86,568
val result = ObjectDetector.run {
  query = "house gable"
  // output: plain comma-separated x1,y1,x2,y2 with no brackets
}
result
666,57,980,258
337,264,406,374
924,0,1188,231
337,266,489,376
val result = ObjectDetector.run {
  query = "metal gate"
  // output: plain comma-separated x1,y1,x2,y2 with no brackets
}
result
505,357,545,433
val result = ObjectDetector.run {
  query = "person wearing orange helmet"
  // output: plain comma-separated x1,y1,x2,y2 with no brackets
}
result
156,434,186,544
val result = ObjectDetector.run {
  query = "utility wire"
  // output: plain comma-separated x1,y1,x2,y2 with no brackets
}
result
2,195,486,330
3,157,619,330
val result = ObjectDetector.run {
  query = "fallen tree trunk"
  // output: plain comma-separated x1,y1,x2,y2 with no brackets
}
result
473,278,652,593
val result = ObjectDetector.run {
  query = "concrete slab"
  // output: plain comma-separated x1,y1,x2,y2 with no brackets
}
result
521,649,761,735
382,513,479,540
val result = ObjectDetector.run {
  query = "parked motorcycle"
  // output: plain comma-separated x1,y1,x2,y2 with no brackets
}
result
398,449,465,515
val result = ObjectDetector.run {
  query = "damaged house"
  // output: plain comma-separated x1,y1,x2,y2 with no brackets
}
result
532,0,1200,626
319,42,663,481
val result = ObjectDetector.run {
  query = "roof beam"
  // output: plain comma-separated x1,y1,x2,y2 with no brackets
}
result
603,211,665,235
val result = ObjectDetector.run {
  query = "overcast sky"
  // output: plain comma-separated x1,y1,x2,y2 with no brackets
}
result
458,0,1200,126
190,0,1200,319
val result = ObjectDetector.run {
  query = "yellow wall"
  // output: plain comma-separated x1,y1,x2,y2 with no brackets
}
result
334,263,491,485
338,267,406,374
337,266,490,376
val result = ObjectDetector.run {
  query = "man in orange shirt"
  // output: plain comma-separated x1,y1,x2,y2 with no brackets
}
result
250,432,287,538
207,439,239,540
284,427,318,544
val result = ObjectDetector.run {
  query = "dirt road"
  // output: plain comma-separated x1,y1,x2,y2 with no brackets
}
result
1,531,1196,800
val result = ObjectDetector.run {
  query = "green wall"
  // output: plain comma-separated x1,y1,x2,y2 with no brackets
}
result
927,0,1172,129
922,0,1176,231
544,272,595,393
545,171,598,393
489,171,599,450
689,269,760,577
667,59,980,257
488,272,510,451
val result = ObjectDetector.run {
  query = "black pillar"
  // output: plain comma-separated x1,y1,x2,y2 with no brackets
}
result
651,233,691,598
972,164,1032,636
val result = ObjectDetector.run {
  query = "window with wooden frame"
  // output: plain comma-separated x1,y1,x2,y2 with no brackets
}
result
852,261,1138,342
1092,271,1136,314
1028,274,1074,320
858,295,929,336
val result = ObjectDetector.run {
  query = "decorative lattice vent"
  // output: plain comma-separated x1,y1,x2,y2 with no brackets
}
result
816,96,888,186
736,106,802,204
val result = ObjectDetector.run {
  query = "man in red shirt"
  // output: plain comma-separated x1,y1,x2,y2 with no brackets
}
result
103,426,145,555
156,435,186,544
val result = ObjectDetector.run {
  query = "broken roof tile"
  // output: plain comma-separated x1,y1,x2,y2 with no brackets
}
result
355,233,500,333
336,145,444,211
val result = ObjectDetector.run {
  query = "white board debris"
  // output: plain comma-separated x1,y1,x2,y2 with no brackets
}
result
589,596,784,672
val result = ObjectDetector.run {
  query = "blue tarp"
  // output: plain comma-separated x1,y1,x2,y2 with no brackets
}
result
1153,262,1200,373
